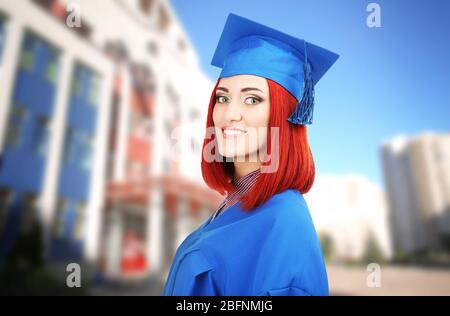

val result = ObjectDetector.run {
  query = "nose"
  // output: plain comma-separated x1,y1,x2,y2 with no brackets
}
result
223,100,242,122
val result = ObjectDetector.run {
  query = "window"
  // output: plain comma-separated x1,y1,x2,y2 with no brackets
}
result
147,41,158,57
139,0,155,15
89,74,101,107
52,198,67,238
32,0,56,11
0,15,6,63
45,46,59,84
80,132,92,171
157,5,171,31
166,84,180,121
62,127,76,164
71,63,99,106
127,161,148,180
129,111,151,137
177,38,186,52
63,128,93,170
20,193,38,235
71,65,82,98
5,105,28,148
72,202,85,240
0,187,13,233
18,31,60,82
19,32,37,72
34,115,50,157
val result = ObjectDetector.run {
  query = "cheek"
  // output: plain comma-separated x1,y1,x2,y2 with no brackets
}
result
212,105,223,125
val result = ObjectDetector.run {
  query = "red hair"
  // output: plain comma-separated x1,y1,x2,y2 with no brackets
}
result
201,78,315,211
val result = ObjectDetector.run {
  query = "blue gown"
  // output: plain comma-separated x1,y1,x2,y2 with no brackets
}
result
162,189,328,296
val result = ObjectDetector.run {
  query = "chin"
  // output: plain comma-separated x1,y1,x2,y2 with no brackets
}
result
219,148,259,161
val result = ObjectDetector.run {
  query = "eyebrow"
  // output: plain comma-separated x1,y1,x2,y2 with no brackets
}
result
216,87,263,93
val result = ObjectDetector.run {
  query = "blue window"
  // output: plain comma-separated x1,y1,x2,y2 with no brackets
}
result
34,115,50,157
71,65,82,98
63,127,76,164
72,202,86,241
18,31,60,84
89,74,100,107
71,65,87,99
80,132,92,171
52,198,67,238
0,15,6,63
71,63,101,107
19,32,37,72
5,105,28,148
0,187,14,234
20,192,38,234
45,46,59,84
62,127,92,171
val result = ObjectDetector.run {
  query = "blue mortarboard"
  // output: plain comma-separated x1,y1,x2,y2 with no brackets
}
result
211,13,339,125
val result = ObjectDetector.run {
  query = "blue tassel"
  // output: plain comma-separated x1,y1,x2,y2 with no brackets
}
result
288,43,315,125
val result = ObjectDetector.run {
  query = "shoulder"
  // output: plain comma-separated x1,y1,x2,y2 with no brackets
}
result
258,189,326,278
272,188,308,210
254,189,329,296
260,189,316,236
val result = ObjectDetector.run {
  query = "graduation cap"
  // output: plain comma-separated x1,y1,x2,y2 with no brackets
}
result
211,13,339,125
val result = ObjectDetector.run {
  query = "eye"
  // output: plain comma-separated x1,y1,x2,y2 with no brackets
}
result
244,96,261,105
215,95,228,104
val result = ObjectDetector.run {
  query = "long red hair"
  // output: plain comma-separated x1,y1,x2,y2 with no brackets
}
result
201,78,315,211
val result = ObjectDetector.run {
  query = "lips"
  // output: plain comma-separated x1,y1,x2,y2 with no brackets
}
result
221,127,247,138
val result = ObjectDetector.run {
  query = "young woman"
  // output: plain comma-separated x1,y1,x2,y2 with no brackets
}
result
163,13,339,296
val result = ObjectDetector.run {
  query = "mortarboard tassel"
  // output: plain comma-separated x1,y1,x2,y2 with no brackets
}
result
288,42,315,125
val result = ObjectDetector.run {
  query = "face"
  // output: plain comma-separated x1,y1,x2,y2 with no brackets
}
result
212,74,270,161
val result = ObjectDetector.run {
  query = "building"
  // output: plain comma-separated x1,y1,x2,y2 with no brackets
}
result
381,132,450,255
0,0,223,285
304,174,392,262
0,0,113,265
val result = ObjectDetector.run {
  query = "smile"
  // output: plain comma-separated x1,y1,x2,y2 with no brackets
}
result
222,127,247,138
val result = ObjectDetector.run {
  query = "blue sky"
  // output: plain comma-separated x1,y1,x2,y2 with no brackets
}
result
171,0,450,188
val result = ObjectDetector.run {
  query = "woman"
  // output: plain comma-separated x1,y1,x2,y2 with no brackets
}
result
162,13,339,296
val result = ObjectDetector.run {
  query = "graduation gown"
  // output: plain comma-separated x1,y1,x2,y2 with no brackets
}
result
162,188,328,296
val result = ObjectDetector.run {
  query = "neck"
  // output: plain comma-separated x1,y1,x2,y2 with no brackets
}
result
233,161,261,181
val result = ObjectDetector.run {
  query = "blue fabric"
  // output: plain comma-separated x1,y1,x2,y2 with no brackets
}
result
162,189,329,296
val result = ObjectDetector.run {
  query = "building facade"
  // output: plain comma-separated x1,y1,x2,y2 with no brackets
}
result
0,0,113,265
305,174,392,262
0,0,223,285
381,133,450,255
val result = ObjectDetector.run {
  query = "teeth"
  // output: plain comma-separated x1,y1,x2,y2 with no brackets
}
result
223,129,246,136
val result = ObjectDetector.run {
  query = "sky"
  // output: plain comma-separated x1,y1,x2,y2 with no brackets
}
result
170,0,450,188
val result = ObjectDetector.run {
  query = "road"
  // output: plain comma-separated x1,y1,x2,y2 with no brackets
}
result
91,264,450,296
328,264,450,295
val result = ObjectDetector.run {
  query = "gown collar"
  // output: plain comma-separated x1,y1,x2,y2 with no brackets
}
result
210,168,261,221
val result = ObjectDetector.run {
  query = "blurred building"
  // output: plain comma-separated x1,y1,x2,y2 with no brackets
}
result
0,0,223,283
381,132,450,255
305,175,392,261
74,0,223,281
0,0,113,265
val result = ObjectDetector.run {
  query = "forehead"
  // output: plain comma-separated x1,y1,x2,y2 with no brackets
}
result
218,74,268,91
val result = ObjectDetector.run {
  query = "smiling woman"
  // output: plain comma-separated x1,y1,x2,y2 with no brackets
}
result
212,74,270,179
162,13,339,296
